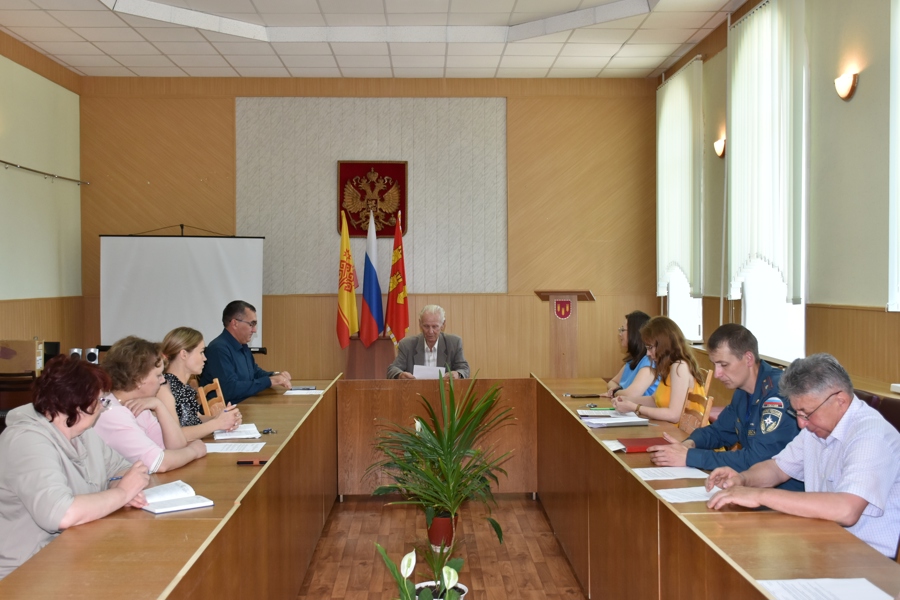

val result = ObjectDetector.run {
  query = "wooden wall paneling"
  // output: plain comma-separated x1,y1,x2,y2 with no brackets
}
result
806,303,900,385
507,95,657,298
535,382,590,595
577,294,660,379
0,29,80,94
0,296,84,352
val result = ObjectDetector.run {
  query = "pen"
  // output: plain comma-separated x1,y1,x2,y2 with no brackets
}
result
108,476,123,482
224,406,238,412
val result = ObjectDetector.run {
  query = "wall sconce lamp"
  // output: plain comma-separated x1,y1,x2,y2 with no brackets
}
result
713,137,726,158
834,72,859,100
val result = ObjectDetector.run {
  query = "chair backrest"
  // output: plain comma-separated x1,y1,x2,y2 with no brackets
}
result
198,378,226,416
0,371,36,410
699,368,713,396
679,393,714,435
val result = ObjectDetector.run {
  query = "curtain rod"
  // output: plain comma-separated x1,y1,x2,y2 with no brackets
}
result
658,55,703,89
1,159,89,186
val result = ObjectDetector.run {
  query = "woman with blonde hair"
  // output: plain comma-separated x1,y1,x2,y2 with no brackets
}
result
158,327,241,441
613,316,705,423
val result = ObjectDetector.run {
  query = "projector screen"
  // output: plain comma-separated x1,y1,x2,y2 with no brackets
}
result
100,236,264,347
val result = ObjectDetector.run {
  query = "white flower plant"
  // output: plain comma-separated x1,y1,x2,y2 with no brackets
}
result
375,543,462,600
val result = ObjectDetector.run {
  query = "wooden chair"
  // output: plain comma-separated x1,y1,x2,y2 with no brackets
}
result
198,378,226,417
699,368,713,396
679,393,714,435
0,371,37,434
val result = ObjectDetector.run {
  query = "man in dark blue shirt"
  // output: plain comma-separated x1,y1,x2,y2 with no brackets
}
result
648,324,803,491
199,300,292,403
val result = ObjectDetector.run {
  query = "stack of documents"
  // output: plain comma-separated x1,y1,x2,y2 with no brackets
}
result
213,423,261,440
582,414,649,428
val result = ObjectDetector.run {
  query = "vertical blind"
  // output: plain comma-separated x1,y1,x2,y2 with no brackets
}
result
656,57,703,298
727,0,807,303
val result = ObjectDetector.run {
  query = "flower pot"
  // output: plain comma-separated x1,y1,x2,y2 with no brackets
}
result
415,581,469,599
427,514,459,549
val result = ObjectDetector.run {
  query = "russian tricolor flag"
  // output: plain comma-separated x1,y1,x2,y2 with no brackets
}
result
359,210,384,347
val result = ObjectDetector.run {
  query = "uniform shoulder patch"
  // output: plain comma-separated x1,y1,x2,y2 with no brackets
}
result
762,397,784,409
760,408,783,434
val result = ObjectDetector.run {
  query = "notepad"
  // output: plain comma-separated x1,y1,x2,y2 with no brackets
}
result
214,423,261,440
284,389,322,396
632,467,708,481
617,437,668,453
583,416,649,428
142,481,213,514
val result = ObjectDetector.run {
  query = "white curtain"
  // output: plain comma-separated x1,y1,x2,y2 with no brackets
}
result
727,0,807,303
657,58,703,298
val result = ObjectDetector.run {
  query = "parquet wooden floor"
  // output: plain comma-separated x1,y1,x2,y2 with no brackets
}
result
297,495,587,600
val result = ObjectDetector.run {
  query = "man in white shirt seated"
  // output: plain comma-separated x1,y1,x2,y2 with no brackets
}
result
706,353,900,558
386,305,470,380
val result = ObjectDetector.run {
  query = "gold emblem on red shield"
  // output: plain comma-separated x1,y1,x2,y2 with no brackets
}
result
555,300,571,320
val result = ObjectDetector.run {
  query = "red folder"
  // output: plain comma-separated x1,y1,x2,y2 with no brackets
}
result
617,437,668,453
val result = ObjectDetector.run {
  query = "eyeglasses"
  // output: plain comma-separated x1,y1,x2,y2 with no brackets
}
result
617,327,626,334
644,343,657,351
787,390,841,421
235,318,258,328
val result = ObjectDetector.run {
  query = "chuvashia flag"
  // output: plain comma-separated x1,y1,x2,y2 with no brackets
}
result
384,210,409,346
359,210,384,347
336,211,359,349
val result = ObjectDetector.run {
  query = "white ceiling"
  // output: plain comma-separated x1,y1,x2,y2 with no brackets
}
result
0,0,745,78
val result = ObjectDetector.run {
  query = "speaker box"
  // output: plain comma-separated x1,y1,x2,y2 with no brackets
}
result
69,348,82,359
85,348,100,364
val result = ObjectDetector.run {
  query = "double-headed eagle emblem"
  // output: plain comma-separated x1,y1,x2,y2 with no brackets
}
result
342,168,401,232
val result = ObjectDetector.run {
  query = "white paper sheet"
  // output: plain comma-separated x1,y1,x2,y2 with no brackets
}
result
143,480,196,504
633,467,709,481
205,442,266,453
284,389,322,396
213,424,261,440
657,486,721,503
413,365,446,380
602,440,626,452
578,409,639,418
583,416,649,428
758,579,892,600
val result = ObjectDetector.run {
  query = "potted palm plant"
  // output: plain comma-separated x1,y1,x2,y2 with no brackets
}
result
368,377,514,549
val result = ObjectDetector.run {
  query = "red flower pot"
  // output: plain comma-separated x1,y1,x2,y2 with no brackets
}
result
427,514,459,548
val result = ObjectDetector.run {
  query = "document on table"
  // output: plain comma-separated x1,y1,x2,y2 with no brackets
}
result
214,423,261,440
583,416,649,428
141,480,213,514
284,389,322,396
633,467,708,481
578,409,638,418
413,365,445,380
657,486,721,503
205,442,266,453
602,440,626,452
758,578,892,600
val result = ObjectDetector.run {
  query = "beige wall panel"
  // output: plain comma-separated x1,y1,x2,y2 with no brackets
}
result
0,297,83,352
702,52,727,297
507,95,657,296
807,304,900,385
80,98,236,297
0,30,80,94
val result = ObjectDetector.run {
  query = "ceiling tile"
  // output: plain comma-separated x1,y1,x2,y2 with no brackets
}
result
152,42,219,54
391,55,444,68
250,0,320,12
616,43,680,57
642,11,714,28
517,31,572,43
280,54,337,67
136,27,205,41
234,66,290,76
336,55,391,68
587,14,646,28
451,0,514,12
271,42,332,55
212,41,274,54
389,42,445,56
445,67,496,77
78,65,134,75
182,66,239,76
629,28,694,44
393,67,445,77
445,55,500,68
548,67,600,77
72,27,144,41
598,67,653,77
447,13,509,26
218,12,266,25
118,14,179,27
321,0,384,13
553,55,609,68
504,42,562,56
568,28,631,43
510,11,563,25
260,13,326,26
559,42,621,56
386,13,448,26
705,11,727,28
385,0,448,13
7,26,83,42
496,67,548,77
499,55,554,68
187,0,257,12
132,66,188,76
61,54,119,67
225,54,283,67
514,0,580,12
447,42,504,55
339,67,393,77
93,41,160,54
324,13,387,26
286,67,342,77
34,40,101,54
168,54,230,66
200,30,260,42
653,0,727,11
606,56,664,69
46,10,126,27
0,10,63,27
721,0,747,11
29,0,107,9
114,54,175,66
0,1,41,8
687,28,713,43
331,42,388,55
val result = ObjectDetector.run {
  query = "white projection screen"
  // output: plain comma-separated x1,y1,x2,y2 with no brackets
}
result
100,236,264,347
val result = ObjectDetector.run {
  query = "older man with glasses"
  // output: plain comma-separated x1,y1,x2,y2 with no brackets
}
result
200,300,292,403
706,353,900,558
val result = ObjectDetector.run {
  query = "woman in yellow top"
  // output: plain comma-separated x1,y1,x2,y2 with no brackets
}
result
612,316,705,423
